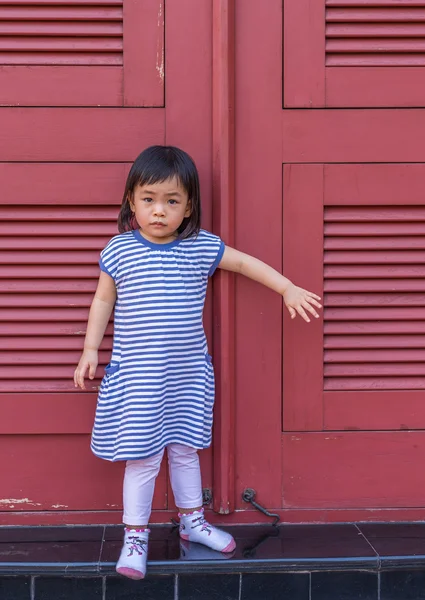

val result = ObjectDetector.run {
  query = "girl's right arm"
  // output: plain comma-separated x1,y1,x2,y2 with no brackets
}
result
74,272,117,390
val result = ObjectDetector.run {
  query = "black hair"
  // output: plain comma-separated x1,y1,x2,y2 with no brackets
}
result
118,145,201,238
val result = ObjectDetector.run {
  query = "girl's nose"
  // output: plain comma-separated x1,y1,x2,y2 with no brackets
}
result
153,203,166,216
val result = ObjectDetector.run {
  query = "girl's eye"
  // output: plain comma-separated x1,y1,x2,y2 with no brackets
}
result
168,199,178,205
143,197,153,203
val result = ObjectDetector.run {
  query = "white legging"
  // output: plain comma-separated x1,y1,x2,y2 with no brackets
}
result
123,443,203,525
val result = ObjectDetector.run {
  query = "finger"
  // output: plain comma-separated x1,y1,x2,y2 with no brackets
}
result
77,364,87,390
297,306,310,323
74,369,79,388
288,306,297,319
302,301,320,319
306,292,322,301
89,364,96,380
307,298,322,309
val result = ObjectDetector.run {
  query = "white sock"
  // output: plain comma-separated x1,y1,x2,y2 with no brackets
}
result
179,509,236,553
116,528,149,580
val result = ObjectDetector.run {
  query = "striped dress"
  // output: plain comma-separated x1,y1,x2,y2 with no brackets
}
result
91,228,225,461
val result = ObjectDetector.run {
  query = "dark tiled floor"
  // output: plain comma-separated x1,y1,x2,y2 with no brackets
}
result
2,523,425,598
4,570,425,600
0,523,382,575
6,572,425,600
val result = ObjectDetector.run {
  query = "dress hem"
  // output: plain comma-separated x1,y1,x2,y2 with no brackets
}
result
91,440,212,462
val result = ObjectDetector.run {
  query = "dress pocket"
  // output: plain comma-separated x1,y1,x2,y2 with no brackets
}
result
104,361,120,375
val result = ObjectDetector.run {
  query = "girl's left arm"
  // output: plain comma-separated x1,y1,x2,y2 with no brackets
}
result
218,246,322,323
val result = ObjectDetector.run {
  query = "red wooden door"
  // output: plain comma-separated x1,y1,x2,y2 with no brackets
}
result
0,0,216,525
230,0,425,522
280,0,425,520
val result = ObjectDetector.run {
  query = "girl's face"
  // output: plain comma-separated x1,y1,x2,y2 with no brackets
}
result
129,177,191,244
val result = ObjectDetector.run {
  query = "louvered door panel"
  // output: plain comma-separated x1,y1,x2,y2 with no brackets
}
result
0,163,129,403
0,205,116,393
326,3,425,66
0,1,123,65
325,206,425,391
0,0,164,106
284,163,425,432
284,0,425,107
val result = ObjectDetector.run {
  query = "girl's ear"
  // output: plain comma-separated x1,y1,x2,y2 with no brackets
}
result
185,199,192,218
128,192,135,212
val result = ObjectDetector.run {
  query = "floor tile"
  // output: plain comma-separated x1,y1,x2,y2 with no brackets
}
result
0,538,102,572
0,576,31,600
241,572,309,600
312,571,378,600
0,526,103,573
380,570,425,600
106,575,174,599
34,577,102,600
179,574,240,600
359,523,425,567
0,526,103,544
232,524,378,569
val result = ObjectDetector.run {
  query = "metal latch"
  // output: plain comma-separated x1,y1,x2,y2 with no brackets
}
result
242,488,280,526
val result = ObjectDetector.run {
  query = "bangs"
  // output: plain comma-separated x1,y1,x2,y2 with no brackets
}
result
131,146,196,200
138,161,192,194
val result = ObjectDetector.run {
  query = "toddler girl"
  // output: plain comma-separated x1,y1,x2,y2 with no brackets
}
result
74,145,321,580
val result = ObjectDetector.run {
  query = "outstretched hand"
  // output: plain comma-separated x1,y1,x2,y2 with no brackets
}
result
283,282,322,323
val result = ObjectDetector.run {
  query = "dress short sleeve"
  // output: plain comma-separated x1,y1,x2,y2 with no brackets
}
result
99,237,120,281
196,230,225,278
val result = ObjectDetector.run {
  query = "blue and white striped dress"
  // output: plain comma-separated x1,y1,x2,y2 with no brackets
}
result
91,228,225,461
